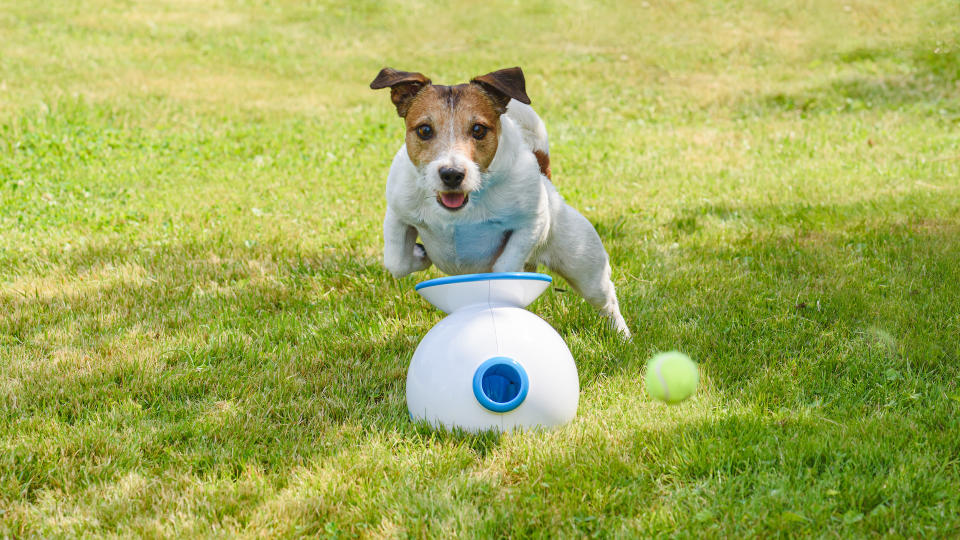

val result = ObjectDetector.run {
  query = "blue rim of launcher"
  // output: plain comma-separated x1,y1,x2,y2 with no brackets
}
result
415,272,552,291
473,357,529,413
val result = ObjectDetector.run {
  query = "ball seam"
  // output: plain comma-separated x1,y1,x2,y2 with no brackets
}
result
655,361,671,402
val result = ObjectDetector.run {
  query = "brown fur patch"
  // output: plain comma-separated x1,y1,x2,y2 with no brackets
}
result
534,150,551,180
403,84,502,170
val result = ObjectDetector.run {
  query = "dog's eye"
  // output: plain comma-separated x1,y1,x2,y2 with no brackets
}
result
415,124,433,140
471,124,488,140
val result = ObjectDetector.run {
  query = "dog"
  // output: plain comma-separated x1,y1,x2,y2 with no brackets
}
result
370,66,630,337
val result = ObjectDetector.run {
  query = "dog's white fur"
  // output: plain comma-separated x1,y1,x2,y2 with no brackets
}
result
383,100,630,336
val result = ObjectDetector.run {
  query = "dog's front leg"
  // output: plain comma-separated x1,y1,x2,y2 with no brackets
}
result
491,227,540,273
383,210,431,278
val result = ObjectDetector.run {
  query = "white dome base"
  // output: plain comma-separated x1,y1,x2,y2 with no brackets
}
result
406,273,578,433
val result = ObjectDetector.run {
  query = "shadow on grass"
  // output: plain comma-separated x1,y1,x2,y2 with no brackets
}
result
1,240,434,500
268,403,960,536
457,409,960,537
3,190,960,504
596,191,960,410
408,420,504,459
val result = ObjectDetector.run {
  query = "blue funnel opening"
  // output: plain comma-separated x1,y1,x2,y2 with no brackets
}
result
473,357,529,413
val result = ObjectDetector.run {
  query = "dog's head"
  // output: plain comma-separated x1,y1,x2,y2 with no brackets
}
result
370,67,530,211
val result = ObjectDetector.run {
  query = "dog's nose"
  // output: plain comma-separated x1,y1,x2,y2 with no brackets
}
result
439,167,465,188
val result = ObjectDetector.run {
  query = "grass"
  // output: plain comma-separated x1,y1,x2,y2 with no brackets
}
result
1,0,959,536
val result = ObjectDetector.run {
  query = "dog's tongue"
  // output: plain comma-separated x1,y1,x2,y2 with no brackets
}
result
440,192,466,208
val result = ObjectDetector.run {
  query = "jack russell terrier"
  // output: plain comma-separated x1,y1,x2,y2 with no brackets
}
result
370,66,630,337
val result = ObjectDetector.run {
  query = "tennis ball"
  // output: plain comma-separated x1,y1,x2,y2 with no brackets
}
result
645,351,698,404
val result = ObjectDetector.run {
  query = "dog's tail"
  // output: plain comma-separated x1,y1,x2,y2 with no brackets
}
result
505,100,551,180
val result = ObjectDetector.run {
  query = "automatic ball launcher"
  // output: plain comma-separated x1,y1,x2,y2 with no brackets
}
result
406,272,578,432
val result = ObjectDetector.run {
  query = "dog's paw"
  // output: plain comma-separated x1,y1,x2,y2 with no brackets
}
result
411,243,432,272
607,311,632,340
385,265,411,279
492,259,524,273
384,244,432,278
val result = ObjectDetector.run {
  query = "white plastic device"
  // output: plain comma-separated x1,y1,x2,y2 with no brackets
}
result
406,272,579,432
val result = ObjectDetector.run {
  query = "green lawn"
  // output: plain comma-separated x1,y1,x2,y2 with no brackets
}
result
2,0,959,537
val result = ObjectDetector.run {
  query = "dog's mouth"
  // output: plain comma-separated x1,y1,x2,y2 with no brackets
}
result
437,191,469,211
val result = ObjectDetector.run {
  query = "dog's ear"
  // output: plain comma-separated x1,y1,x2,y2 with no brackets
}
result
370,68,431,117
471,67,531,113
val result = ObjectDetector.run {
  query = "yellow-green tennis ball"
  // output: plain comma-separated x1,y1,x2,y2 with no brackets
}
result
645,351,698,404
